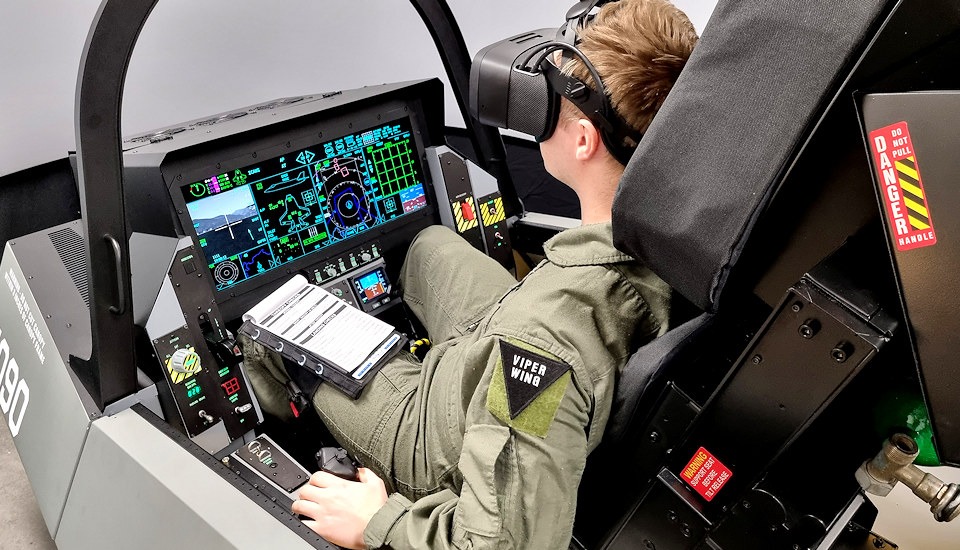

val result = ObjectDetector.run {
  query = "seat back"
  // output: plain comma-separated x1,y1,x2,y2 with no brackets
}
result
573,0,892,547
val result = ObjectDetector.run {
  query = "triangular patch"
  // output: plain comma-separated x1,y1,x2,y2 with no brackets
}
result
499,339,571,419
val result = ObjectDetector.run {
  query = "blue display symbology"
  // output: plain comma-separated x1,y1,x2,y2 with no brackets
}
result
182,118,427,290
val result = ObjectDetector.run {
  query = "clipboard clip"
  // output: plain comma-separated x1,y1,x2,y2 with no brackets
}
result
297,354,307,367
275,341,284,353
250,328,261,340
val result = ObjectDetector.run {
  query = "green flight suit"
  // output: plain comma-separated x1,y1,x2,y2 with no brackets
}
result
243,223,670,549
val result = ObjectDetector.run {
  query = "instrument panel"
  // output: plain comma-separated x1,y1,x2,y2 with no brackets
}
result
179,117,429,293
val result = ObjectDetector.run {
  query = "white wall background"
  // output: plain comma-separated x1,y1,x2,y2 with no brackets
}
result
0,0,716,177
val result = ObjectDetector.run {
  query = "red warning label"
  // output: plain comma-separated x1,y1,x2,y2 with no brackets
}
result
680,447,732,502
869,122,937,251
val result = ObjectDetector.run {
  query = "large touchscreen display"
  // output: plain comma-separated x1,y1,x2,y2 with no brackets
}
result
181,117,428,291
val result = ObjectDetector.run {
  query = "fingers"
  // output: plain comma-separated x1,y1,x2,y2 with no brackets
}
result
357,468,387,494
301,519,319,532
296,482,328,504
291,497,323,520
309,470,347,488
356,467,374,483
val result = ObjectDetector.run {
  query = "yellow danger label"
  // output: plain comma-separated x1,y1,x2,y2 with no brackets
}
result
452,197,479,233
896,156,931,231
480,197,506,227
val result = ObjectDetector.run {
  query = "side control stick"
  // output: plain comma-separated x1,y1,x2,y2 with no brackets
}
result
316,447,360,481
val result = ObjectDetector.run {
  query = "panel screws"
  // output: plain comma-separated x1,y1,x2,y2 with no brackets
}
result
798,319,820,339
792,302,803,312
643,540,656,550
831,341,854,363
667,510,678,523
649,431,660,444
752,355,763,364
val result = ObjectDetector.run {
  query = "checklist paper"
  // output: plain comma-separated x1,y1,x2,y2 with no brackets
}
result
243,275,399,378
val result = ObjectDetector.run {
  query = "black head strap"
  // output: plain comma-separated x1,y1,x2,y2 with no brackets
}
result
525,42,643,166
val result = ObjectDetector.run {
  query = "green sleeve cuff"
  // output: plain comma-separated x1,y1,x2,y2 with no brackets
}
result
363,493,413,549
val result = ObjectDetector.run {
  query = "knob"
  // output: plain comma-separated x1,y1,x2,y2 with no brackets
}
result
325,267,337,277
332,288,344,298
361,252,372,262
169,348,201,374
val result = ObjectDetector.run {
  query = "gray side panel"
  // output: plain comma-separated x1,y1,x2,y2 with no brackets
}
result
130,232,181,326
0,241,93,537
57,409,314,549
426,145,456,228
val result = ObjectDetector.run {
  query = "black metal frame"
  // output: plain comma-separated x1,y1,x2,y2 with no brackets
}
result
72,0,514,410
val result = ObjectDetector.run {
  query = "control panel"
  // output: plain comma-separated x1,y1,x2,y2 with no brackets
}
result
149,243,260,445
426,146,513,268
230,435,311,497
309,241,395,313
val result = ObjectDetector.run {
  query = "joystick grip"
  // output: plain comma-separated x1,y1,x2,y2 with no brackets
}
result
316,447,360,481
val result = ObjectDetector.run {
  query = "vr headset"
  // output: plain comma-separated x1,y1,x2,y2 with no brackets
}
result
469,0,642,165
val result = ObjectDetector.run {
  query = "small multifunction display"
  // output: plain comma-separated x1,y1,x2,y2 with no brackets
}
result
182,117,428,291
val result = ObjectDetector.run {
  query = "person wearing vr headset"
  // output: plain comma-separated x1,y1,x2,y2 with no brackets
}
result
241,0,697,547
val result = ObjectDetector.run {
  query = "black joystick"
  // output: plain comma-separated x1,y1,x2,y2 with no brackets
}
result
316,447,360,481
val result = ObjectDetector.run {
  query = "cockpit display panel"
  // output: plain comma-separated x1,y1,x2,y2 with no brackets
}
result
180,117,428,291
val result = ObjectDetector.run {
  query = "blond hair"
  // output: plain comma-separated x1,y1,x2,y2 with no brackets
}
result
561,0,697,136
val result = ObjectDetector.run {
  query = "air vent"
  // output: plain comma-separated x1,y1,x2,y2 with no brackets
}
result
126,126,189,144
194,111,249,126
48,228,90,308
511,32,544,44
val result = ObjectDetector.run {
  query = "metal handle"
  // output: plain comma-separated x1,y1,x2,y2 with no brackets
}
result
103,234,127,315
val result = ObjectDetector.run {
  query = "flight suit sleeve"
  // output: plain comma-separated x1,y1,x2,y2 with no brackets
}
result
363,336,598,550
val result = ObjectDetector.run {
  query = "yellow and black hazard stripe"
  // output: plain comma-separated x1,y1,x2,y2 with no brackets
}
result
480,197,506,227
452,198,479,233
896,156,932,231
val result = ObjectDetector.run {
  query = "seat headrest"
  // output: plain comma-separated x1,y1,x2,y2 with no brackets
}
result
612,0,889,312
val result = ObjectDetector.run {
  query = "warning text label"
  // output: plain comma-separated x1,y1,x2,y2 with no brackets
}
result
869,121,937,251
680,447,732,502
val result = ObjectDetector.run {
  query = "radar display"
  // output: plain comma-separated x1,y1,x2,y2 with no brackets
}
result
182,117,428,291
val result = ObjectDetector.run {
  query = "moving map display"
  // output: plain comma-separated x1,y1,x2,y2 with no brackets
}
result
181,118,428,291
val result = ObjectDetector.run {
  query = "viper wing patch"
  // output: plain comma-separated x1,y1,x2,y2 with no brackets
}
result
487,339,572,438
499,340,571,418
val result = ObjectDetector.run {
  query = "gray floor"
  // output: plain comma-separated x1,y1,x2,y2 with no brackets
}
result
0,424,56,550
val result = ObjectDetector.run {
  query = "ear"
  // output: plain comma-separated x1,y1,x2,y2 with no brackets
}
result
573,117,603,162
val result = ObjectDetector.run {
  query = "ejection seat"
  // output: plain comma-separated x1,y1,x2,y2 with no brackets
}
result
571,0,896,548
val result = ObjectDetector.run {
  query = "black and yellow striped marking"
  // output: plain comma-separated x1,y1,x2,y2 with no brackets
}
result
481,197,506,227
895,156,931,231
167,348,201,385
452,198,479,233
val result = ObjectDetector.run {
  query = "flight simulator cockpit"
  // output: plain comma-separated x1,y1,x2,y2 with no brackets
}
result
5,0,960,549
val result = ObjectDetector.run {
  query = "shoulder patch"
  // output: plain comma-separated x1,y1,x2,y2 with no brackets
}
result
499,340,571,418
487,339,572,438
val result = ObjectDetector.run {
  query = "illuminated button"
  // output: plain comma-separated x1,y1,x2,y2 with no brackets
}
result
183,259,197,274
170,348,201,374
235,404,253,414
